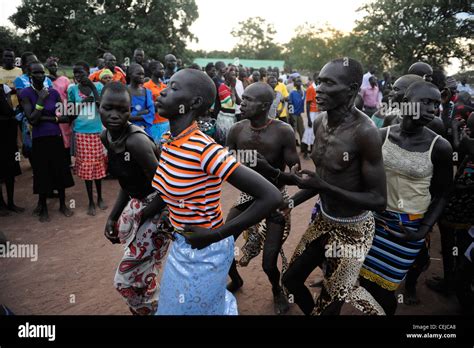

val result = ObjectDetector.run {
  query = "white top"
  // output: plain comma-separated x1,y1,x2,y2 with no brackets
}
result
235,79,244,114
3,84,11,94
361,72,373,90
383,126,440,215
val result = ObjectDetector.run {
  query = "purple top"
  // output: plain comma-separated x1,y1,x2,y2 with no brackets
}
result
20,87,62,139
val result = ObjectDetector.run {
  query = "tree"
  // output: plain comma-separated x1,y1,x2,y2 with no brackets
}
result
9,0,199,64
284,23,369,74
0,26,28,55
230,17,282,60
354,0,473,74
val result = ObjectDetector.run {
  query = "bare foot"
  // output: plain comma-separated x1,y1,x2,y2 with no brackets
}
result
97,199,108,210
87,203,96,216
60,206,74,217
7,204,25,213
273,290,290,315
39,207,50,222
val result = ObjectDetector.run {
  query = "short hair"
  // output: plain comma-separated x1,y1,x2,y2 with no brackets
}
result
45,56,59,66
405,81,439,99
101,81,131,100
128,63,143,74
431,68,446,90
73,61,90,74
267,75,277,82
2,48,14,55
27,61,43,73
148,60,163,71
188,63,201,70
21,51,36,66
329,57,363,88
215,61,226,70
205,62,215,71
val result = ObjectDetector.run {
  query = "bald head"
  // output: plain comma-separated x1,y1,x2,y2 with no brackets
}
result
389,74,424,103
405,81,440,100
246,82,275,104
394,74,424,90
164,54,177,71
172,68,216,113
408,62,433,80
240,82,275,119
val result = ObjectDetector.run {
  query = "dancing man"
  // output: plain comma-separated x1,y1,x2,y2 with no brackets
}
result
281,58,387,315
225,82,300,314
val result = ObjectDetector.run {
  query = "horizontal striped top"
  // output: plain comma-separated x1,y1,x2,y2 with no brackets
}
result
152,122,240,230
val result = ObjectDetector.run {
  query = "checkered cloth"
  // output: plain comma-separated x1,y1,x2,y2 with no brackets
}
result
74,132,107,180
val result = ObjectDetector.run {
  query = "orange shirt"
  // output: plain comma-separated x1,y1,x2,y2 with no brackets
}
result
306,84,319,113
152,123,240,230
143,79,167,124
89,67,126,84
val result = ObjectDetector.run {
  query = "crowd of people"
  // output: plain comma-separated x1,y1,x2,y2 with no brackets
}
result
0,46,473,316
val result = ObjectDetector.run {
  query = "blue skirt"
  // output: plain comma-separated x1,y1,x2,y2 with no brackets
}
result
360,210,425,291
156,233,238,315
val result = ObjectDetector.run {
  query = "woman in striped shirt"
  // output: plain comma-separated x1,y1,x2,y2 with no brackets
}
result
151,69,282,315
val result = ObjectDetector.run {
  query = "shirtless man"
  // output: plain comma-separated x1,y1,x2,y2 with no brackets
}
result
281,58,387,315
225,82,300,314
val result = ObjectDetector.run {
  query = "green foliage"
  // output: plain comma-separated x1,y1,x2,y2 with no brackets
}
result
230,17,282,60
0,26,28,55
9,0,199,65
354,0,473,74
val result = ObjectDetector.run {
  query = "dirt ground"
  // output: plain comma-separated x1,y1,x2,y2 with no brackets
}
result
0,153,463,316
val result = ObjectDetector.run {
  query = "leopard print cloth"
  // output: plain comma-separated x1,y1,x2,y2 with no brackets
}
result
290,210,385,315
234,188,291,273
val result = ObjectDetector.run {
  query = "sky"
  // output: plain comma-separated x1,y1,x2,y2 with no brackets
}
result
0,0,463,74
0,0,369,51
187,0,368,51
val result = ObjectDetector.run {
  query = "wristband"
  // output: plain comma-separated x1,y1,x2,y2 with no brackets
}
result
35,104,44,111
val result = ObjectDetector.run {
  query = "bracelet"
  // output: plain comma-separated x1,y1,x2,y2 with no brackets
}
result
35,104,44,111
